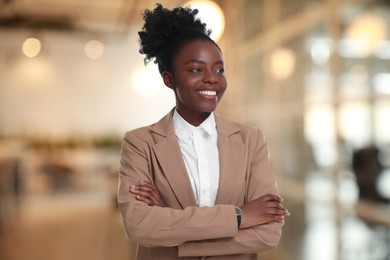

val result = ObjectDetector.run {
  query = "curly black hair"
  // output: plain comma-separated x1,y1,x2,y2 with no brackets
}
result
138,3,219,74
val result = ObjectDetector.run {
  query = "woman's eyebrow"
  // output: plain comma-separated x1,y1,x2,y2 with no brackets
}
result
184,59,205,65
184,59,224,65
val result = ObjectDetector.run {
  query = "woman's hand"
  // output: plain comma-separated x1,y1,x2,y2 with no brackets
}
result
129,180,166,207
239,194,290,229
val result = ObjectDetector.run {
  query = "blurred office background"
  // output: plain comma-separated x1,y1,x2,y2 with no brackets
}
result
0,0,389,259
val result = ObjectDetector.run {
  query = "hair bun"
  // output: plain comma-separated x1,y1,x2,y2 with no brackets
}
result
138,3,211,66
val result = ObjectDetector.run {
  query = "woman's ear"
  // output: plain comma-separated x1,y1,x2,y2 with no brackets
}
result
162,71,174,89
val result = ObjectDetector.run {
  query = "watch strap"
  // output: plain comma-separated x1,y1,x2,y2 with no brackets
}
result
235,206,242,228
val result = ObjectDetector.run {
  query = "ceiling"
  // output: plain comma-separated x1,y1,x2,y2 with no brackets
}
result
0,0,182,35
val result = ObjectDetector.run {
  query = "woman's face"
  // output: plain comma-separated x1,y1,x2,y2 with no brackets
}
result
164,39,227,126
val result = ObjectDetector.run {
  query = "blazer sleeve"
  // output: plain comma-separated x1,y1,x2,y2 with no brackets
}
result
177,129,283,257
117,131,239,247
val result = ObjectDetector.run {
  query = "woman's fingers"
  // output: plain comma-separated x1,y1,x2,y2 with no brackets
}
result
260,195,290,216
266,207,290,216
265,201,290,215
129,181,157,194
259,194,283,203
128,180,165,207
130,186,158,200
240,194,291,228
135,194,153,205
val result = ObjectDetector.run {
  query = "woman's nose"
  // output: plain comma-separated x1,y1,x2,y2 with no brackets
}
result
203,70,218,84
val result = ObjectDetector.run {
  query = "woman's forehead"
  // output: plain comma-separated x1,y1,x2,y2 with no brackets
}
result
174,40,223,64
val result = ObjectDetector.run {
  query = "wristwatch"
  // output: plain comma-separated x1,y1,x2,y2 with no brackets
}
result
235,206,242,228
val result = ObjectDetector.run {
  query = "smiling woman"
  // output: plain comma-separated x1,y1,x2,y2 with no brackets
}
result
117,3,289,260
162,39,227,126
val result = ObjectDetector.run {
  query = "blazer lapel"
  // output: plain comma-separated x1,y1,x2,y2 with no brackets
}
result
214,115,245,205
151,110,197,208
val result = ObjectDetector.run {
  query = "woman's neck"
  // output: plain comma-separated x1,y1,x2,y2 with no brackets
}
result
176,110,211,127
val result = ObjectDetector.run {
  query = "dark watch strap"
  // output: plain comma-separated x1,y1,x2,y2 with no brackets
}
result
235,207,242,228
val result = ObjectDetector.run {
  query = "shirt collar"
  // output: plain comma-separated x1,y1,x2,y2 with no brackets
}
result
173,110,216,143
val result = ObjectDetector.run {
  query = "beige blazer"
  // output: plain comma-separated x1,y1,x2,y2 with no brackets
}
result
118,109,283,260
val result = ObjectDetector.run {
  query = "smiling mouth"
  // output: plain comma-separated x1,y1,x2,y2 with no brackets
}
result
198,90,217,96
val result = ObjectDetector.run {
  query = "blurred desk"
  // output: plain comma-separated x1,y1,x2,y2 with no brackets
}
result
0,157,23,230
355,200,390,260
0,140,26,230
356,199,390,227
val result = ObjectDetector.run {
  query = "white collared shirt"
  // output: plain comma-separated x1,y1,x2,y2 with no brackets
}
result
173,110,220,207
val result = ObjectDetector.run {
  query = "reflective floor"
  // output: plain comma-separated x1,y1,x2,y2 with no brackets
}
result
0,191,136,260
0,148,389,260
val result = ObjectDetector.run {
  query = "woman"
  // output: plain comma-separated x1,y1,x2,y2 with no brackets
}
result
117,4,290,260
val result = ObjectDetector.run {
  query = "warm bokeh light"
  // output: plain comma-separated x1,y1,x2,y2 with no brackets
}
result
131,65,162,96
345,12,388,56
22,37,41,58
84,40,104,59
183,0,225,42
269,48,296,80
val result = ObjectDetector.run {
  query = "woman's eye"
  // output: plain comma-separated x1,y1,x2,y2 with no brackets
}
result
216,68,225,74
191,68,202,73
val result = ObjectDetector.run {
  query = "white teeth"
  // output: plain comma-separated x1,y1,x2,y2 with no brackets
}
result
198,90,217,96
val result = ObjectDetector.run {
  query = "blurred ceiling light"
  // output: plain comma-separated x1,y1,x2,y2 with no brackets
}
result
84,40,104,59
309,38,332,66
304,104,335,144
269,47,296,80
373,73,390,94
374,100,390,144
183,0,225,42
22,37,41,58
345,12,388,56
338,39,371,58
339,102,371,146
131,65,162,96
377,169,390,199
